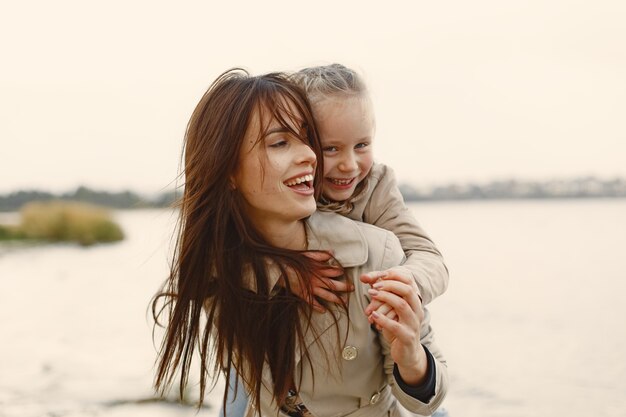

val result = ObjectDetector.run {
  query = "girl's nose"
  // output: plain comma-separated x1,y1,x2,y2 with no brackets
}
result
338,152,357,172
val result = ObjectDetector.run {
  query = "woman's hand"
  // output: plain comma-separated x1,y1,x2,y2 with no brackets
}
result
285,251,353,312
361,271,429,386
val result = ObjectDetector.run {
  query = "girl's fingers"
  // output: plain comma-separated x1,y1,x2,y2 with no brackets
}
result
360,271,387,285
302,251,333,262
380,268,414,286
315,277,353,293
369,288,420,326
312,286,345,306
291,284,326,312
319,267,344,278
372,280,421,312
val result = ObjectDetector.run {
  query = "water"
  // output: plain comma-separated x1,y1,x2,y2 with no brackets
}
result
0,201,625,417
415,199,626,417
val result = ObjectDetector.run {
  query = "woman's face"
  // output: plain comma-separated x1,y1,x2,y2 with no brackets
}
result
314,96,375,202
233,105,317,232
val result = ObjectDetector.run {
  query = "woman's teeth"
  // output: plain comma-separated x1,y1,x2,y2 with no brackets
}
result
285,174,314,186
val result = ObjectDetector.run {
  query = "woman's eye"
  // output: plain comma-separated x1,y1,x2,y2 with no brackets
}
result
269,140,288,148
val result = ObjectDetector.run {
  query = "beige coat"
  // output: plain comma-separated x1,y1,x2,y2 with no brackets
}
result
245,211,448,417
319,163,448,306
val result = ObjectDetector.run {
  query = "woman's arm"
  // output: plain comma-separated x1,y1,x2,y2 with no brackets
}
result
366,231,448,415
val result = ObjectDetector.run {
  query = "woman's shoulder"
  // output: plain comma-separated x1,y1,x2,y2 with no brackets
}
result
307,211,403,268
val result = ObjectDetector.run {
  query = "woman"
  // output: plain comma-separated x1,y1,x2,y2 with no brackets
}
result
153,69,448,416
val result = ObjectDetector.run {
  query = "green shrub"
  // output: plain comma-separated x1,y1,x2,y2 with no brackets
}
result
17,201,124,246
0,224,27,240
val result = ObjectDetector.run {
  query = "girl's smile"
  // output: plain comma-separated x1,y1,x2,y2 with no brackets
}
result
314,96,375,202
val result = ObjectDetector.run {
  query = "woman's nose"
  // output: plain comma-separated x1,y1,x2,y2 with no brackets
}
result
296,141,317,165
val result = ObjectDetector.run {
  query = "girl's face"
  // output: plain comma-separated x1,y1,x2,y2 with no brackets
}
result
233,105,317,232
314,96,375,202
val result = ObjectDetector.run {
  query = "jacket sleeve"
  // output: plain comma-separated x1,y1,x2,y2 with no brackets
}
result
362,164,449,305
378,232,449,415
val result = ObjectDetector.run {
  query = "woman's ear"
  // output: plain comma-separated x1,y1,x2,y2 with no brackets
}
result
229,177,237,190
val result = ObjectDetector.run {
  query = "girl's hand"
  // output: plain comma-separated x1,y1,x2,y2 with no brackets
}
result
360,267,420,323
364,272,429,386
286,251,353,312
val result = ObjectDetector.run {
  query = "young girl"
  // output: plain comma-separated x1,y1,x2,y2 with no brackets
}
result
154,69,448,417
294,64,448,309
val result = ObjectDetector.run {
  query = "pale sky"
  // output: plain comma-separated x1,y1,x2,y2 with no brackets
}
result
1,0,625,193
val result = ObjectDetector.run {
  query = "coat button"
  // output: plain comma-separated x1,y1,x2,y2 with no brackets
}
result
369,392,381,405
342,345,358,361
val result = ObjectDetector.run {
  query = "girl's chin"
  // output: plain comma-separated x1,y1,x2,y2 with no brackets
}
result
323,188,354,202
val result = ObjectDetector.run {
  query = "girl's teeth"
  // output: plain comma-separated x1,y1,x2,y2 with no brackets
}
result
330,178,353,185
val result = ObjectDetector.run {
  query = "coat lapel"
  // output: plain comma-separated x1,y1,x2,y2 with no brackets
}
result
295,211,369,364
262,211,369,384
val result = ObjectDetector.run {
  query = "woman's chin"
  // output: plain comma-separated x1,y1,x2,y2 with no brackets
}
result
302,199,318,217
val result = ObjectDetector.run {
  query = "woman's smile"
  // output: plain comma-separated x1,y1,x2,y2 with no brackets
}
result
284,172,315,195
233,107,318,231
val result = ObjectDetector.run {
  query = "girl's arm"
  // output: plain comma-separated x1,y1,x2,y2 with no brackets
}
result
352,163,449,304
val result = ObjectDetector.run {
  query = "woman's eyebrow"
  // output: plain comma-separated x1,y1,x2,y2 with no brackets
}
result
265,126,290,136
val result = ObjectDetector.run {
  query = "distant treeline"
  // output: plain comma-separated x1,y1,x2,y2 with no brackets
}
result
400,177,626,201
0,186,178,212
1,178,625,211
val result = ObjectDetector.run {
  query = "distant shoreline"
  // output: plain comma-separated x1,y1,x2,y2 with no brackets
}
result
1,177,625,212
399,177,626,202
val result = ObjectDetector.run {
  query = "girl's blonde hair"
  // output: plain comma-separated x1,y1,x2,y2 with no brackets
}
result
292,63,372,215
292,63,368,104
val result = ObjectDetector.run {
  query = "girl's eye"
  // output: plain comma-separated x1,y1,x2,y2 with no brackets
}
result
323,146,338,152
355,142,369,150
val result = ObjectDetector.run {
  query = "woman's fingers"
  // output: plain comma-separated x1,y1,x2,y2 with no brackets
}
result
370,309,411,342
365,300,393,318
370,310,424,372
364,297,383,316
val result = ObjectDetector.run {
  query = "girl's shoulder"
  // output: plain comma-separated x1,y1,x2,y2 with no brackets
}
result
367,162,397,189
350,162,403,223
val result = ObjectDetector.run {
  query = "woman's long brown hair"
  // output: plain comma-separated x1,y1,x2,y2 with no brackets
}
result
152,69,344,414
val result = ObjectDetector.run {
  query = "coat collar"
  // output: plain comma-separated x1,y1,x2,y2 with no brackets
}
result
257,211,370,383
305,211,368,267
